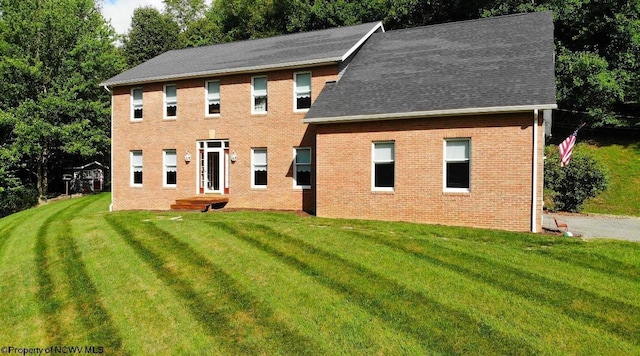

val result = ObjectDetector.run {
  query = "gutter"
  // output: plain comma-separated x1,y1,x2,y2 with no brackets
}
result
103,85,114,212
303,104,558,124
531,109,539,233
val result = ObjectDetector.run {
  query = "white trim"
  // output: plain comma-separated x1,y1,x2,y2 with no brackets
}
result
163,149,177,188
130,87,143,121
341,22,384,61
293,71,312,113
293,147,312,189
163,84,178,119
443,138,471,193
303,104,558,124
372,141,395,192
251,148,268,189
205,80,221,117
130,150,143,187
531,110,539,233
251,76,268,115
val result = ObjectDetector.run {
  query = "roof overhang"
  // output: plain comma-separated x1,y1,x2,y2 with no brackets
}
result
303,104,558,124
100,58,343,87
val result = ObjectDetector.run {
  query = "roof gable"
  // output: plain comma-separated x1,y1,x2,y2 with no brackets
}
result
101,21,383,87
304,12,557,123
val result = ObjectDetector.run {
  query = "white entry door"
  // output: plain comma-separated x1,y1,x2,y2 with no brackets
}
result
199,140,229,194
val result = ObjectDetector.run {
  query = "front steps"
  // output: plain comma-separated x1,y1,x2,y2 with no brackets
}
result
170,195,229,212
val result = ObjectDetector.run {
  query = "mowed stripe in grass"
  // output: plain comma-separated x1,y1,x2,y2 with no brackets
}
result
104,214,323,355
33,195,123,351
343,229,640,345
214,221,538,355
2,195,639,354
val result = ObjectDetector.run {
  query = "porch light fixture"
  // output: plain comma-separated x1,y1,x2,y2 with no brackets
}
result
230,150,237,162
184,151,192,163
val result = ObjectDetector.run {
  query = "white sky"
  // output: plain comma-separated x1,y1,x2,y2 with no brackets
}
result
99,0,212,35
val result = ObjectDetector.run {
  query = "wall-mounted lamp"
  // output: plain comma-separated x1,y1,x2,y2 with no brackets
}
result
184,151,192,163
230,150,237,162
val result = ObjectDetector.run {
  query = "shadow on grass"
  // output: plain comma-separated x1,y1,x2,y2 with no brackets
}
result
104,215,323,355
214,221,539,355
35,196,123,351
0,208,38,261
349,230,640,345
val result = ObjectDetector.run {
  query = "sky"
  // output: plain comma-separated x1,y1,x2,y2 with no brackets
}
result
100,0,212,35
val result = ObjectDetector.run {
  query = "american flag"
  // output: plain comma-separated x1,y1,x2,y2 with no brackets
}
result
558,124,584,167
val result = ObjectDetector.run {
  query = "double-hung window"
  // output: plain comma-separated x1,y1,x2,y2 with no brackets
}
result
163,149,177,187
131,88,143,120
252,148,267,188
372,142,395,191
131,150,143,186
294,72,311,111
206,80,220,116
164,84,177,118
294,147,311,188
252,76,267,114
444,139,470,192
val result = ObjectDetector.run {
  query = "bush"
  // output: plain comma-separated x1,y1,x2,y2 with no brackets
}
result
0,185,39,218
544,145,609,212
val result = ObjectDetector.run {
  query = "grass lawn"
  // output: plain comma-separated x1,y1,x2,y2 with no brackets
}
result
579,138,640,216
1,193,639,354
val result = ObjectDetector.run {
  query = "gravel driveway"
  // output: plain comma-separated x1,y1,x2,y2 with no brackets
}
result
543,213,640,242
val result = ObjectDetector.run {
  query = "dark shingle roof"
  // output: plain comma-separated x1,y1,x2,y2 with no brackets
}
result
101,21,383,87
304,12,556,123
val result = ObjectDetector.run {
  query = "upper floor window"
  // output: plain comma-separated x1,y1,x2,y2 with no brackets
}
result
372,141,395,191
252,148,267,188
294,147,311,188
444,139,470,192
252,76,267,114
206,80,220,116
294,72,311,111
164,84,177,118
131,88,143,120
130,150,143,186
163,149,177,187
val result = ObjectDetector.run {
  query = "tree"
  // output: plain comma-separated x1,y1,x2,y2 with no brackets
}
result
122,6,181,67
0,0,126,199
164,0,207,31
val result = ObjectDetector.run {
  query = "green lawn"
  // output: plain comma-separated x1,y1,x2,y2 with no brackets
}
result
1,193,639,354
579,138,640,216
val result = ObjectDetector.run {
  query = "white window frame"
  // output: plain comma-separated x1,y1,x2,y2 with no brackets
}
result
164,84,177,119
131,87,143,121
372,141,395,192
443,138,471,193
251,76,268,114
205,80,220,117
293,147,312,189
251,148,268,188
130,150,143,187
163,149,177,187
293,72,311,112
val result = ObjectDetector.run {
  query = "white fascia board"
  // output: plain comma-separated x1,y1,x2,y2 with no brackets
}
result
100,58,343,87
303,104,559,124
340,21,385,61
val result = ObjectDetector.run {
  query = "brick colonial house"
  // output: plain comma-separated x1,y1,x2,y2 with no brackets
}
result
101,12,556,232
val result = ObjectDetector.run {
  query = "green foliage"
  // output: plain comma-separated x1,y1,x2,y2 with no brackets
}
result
123,7,181,67
544,145,610,212
0,0,126,198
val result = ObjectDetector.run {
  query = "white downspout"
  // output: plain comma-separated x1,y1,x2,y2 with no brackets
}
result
531,109,539,233
104,85,114,212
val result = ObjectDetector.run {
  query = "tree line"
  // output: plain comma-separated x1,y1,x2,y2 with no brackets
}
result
1,0,639,216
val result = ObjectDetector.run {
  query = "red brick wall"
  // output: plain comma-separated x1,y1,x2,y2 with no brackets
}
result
111,66,337,211
314,113,545,232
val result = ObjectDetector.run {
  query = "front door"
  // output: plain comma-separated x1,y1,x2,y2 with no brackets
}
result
199,140,229,194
